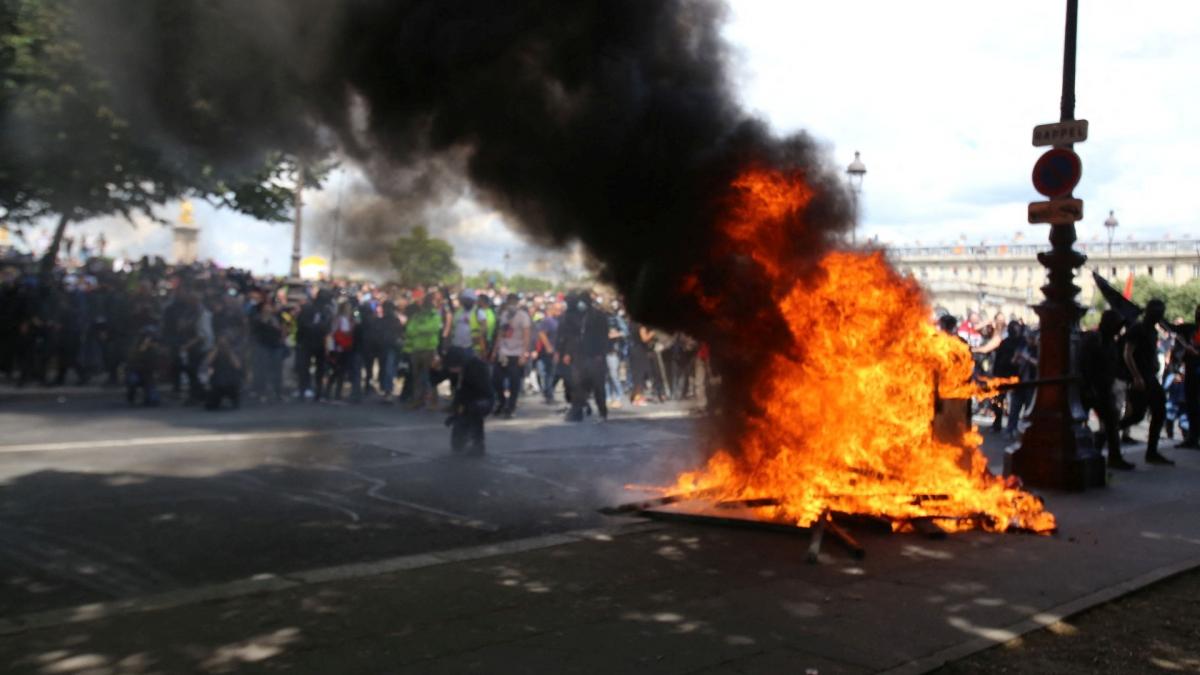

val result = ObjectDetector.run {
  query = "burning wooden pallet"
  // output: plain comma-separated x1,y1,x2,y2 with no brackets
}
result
600,491,1047,564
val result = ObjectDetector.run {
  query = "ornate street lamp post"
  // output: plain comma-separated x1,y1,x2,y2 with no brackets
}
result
1103,210,1118,271
846,151,866,244
1004,0,1106,491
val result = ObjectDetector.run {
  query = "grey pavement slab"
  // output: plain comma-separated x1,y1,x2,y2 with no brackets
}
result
1,445,1199,674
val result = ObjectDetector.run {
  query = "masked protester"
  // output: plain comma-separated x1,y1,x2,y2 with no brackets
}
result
295,290,333,401
1120,299,1174,465
1173,304,1199,450
565,291,610,422
1081,310,1133,470
443,347,494,456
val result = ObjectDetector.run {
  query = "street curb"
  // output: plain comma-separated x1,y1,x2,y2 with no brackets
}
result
0,520,664,637
878,554,1200,675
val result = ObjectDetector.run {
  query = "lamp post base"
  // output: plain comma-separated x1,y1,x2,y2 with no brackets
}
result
1005,407,1106,491
1002,223,1106,492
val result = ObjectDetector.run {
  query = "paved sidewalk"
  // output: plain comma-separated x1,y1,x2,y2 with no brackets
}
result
2,444,1198,674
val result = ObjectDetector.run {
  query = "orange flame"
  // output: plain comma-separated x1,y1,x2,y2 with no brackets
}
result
672,169,1055,534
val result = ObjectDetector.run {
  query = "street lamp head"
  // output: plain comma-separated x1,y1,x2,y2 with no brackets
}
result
1103,209,1118,231
846,151,866,192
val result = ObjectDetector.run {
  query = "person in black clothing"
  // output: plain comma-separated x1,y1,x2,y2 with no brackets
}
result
163,290,207,402
1120,299,1174,465
250,301,286,402
565,292,610,422
295,290,332,400
51,290,88,385
1081,310,1134,470
555,293,581,408
205,334,243,410
126,326,162,407
443,347,493,455
988,321,1024,433
1172,305,1199,449
629,322,665,405
373,300,405,401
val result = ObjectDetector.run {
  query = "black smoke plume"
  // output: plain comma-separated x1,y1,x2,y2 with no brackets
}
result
305,158,469,278
72,0,854,435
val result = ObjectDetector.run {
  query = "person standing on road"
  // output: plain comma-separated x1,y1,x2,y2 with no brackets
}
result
250,301,286,402
450,291,491,357
204,334,243,410
295,290,333,401
1006,327,1038,439
566,292,610,422
1081,310,1133,470
443,347,493,456
1171,304,1199,450
125,326,162,407
1120,299,1174,465
534,301,560,403
629,322,665,406
405,296,443,409
605,300,628,409
327,299,362,403
373,300,405,403
491,293,531,418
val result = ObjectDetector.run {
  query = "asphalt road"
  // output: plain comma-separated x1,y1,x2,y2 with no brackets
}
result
0,394,704,617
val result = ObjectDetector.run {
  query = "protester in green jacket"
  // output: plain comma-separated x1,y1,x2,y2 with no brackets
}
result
405,298,444,408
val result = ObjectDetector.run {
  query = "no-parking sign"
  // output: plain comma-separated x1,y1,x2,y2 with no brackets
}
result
1031,148,1082,198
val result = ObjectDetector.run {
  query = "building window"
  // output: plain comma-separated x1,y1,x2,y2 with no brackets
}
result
1166,264,1175,277
1193,263,1200,278
1147,266,1154,278
952,267,959,277
1111,266,1117,277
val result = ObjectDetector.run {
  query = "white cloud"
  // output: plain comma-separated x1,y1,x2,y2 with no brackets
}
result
55,2,1200,274
724,0,1200,245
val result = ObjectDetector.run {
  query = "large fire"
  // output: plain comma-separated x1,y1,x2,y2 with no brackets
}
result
671,168,1056,534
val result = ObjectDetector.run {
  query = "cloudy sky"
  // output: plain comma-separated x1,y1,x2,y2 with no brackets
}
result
26,1,1200,276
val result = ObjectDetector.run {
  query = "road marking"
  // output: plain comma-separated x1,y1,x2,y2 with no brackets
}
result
308,463,499,531
0,409,693,454
0,430,333,454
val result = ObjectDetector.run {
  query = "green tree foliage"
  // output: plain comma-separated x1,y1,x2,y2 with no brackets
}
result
389,226,460,288
1091,275,1200,324
1128,276,1200,322
506,274,554,293
462,269,554,293
462,269,504,290
0,0,323,274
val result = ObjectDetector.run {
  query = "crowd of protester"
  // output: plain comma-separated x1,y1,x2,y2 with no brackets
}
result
4,252,1194,460
938,303,1198,468
0,256,712,424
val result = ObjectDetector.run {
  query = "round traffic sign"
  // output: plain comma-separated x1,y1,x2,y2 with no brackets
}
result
1032,147,1082,198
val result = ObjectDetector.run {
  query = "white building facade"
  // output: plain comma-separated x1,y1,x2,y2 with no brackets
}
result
887,238,1200,322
